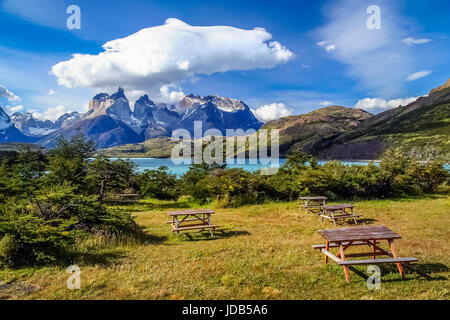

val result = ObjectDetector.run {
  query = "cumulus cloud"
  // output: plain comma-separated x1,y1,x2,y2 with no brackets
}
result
159,85,185,104
0,85,20,102
406,70,432,82
251,103,293,122
401,37,433,46
31,105,71,122
355,96,420,112
51,18,294,95
7,105,24,113
48,89,56,95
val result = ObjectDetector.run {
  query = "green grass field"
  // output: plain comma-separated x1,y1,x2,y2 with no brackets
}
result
0,194,449,300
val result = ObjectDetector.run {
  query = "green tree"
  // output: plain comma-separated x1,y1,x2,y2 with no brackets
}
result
45,133,95,190
137,166,180,200
85,156,136,203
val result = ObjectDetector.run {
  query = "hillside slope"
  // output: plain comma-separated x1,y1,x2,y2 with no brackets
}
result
262,105,372,156
314,81,450,159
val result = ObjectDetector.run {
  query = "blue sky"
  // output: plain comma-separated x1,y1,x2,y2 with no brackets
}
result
0,0,449,121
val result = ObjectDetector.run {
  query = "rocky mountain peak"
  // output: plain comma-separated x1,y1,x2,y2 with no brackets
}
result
111,87,127,100
136,94,155,106
206,95,247,112
88,87,132,119
0,106,13,130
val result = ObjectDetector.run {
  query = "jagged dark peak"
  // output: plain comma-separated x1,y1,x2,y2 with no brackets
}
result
110,87,127,100
11,112,24,118
93,92,110,100
186,93,201,99
136,94,155,106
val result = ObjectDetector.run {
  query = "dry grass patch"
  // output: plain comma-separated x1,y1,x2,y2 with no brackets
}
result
0,195,449,300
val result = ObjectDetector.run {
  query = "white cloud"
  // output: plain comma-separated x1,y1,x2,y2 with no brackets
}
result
317,41,336,52
51,18,294,95
301,64,311,69
355,96,420,112
159,85,185,104
406,70,432,82
251,103,293,122
31,105,71,122
7,105,24,113
48,89,56,95
0,85,20,102
319,101,333,106
401,37,433,46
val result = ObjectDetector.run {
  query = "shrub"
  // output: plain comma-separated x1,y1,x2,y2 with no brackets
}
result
137,166,180,200
0,204,76,266
31,183,140,234
188,168,270,207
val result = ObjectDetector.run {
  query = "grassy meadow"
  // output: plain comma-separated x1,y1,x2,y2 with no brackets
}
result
0,193,449,300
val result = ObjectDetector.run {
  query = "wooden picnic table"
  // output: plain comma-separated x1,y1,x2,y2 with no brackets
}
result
321,203,360,225
167,209,220,236
299,196,327,214
312,226,418,282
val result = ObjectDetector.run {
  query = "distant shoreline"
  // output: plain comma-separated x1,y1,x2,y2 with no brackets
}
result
99,156,382,162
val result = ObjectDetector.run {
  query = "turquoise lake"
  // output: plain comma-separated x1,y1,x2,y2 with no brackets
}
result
110,158,380,176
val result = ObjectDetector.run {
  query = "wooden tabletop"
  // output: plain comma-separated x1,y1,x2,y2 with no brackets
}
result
323,204,354,210
300,196,327,200
167,209,215,216
318,226,401,242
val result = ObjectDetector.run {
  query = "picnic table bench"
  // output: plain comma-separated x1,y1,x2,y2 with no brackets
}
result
299,196,327,214
312,226,418,282
321,204,360,225
167,209,220,236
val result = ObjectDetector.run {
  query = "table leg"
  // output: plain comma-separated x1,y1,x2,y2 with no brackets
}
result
351,207,357,224
371,240,376,260
175,216,179,235
324,240,329,265
207,214,214,237
388,240,404,278
339,243,350,283
331,211,337,226
171,216,175,234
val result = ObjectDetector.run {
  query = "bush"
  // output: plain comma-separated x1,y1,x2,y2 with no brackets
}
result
0,204,76,266
0,134,143,267
189,149,449,206
186,168,270,207
31,183,140,234
137,166,180,200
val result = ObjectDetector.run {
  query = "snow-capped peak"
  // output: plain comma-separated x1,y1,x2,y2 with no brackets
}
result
208,95,247,112
0,106,13,130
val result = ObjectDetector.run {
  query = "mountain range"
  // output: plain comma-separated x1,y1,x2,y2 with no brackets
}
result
101,78,450,159
0,88,262,149
1,78,449,160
